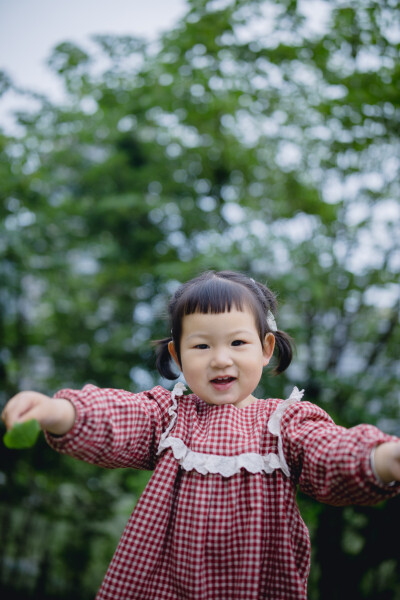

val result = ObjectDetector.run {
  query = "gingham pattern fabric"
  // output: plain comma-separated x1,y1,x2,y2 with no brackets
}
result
47,385,400,600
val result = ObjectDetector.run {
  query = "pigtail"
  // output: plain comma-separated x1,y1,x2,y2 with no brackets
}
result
272,330,294,375
154,337,179,380
249,278,294,375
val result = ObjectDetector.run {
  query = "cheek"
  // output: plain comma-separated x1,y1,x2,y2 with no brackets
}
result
180,355,198,378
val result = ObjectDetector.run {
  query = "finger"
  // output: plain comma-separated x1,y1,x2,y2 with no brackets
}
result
2,393,38,430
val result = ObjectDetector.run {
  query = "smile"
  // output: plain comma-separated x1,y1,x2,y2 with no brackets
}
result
210,376,237,390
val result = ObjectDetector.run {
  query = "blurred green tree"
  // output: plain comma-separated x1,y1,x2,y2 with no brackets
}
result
0,0,399,597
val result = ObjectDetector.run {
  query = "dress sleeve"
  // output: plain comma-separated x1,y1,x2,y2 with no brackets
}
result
45,384,173,470
280,400,400,506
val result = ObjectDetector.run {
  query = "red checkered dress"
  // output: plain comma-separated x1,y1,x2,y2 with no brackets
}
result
47,383,400,599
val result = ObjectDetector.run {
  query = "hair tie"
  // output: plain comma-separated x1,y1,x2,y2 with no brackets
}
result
267,310,277,332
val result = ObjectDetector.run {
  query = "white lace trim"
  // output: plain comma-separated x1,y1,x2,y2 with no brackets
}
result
158,436,285,477
158,381,187,446
157,383,304,478
267,386,304,477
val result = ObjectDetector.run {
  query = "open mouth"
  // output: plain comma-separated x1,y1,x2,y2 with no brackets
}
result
210,376,237,390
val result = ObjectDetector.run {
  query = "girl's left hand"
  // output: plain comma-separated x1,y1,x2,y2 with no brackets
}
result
373,442,400,483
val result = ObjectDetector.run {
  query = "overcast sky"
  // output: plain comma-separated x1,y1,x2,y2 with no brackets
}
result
0,0,188,130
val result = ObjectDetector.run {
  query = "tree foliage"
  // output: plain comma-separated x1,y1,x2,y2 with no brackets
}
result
1,0,399,597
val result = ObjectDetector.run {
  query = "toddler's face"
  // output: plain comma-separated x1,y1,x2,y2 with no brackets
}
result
169,307,274,409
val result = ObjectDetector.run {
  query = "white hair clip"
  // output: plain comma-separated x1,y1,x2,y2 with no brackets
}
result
267,310,277,332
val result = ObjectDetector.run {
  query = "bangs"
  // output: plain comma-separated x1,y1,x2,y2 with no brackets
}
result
180,277,255,316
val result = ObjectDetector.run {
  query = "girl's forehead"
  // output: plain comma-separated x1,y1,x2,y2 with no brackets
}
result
181,306,258,333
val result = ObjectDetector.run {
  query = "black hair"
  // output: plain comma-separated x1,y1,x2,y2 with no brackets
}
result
155,270,293,379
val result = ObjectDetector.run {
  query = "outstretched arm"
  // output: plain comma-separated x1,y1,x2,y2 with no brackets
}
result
3,385,174,471
2,391,76,436
373,442,400,484
281,400,400,506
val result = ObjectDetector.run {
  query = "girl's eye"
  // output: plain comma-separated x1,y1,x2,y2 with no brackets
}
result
194,344,209,350
232,339,246,346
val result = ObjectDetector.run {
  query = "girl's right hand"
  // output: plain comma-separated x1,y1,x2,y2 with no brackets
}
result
1,391,76,436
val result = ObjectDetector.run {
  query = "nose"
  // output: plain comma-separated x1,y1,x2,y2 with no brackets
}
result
210,347,233,368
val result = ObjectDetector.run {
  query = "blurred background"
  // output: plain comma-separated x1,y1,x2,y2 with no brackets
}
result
0,0,399,598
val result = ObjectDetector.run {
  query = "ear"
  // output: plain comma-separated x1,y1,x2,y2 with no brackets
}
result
168,340,181,370
262,333,275,366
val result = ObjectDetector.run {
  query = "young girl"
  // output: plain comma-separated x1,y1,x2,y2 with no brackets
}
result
2,270,400,600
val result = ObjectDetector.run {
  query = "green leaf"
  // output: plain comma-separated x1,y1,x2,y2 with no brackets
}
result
3,419,41,449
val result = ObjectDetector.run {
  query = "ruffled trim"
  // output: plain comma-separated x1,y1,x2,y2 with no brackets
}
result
158,437,283,477
267,386,304,476
158,381,187,448
157,384,304,478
